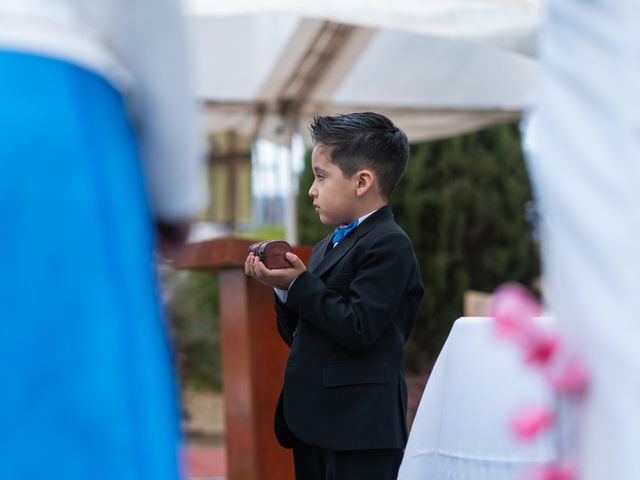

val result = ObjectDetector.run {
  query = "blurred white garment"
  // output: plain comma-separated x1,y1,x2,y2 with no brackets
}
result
525,0,640,478
398,317,557,480
0,0,205,221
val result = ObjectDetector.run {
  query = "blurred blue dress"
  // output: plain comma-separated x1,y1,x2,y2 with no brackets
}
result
0,51,181,479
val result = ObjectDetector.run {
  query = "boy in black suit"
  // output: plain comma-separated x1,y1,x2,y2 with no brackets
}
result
245,112,424,480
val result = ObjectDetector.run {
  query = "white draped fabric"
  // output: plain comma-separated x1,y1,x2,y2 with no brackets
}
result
187,0,543,53
186,0,541,144
525,0,640,478
0,0,205,221
399,317,557,480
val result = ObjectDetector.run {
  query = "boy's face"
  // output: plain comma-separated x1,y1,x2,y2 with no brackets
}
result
308,145,358,226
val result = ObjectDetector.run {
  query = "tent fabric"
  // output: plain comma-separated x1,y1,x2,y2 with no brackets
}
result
187,0,543,54
185,1,542,143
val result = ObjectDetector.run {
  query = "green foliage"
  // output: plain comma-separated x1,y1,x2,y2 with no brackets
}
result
165,270,222,391
297,123,540,373
297,150,333,245
393,123,540,371
237,224,286,241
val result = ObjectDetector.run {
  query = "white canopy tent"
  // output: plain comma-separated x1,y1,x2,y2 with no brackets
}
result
186,0,542,144
185,0,543,240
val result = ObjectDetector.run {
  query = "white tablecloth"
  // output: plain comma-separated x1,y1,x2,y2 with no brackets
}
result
399,317,558,480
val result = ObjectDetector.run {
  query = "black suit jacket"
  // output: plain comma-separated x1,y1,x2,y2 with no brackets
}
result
274,206,424,451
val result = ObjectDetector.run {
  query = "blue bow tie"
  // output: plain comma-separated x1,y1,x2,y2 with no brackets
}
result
332,219,359,245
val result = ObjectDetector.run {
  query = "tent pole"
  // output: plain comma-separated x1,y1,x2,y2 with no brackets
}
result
284,121,299,245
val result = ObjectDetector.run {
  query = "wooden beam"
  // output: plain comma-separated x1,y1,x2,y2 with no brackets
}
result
174,237,311,480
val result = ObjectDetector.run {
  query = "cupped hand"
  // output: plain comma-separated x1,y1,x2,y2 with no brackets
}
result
244,252,306,290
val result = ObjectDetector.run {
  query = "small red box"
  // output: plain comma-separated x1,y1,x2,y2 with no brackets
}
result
248,240,292,269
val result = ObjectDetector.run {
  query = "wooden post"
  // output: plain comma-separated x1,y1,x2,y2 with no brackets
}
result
174,237,310,480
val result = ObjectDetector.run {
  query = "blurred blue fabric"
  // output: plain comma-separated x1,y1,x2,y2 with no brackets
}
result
0,51,181,479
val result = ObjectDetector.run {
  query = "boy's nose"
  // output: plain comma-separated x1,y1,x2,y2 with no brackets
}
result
308,185,316,198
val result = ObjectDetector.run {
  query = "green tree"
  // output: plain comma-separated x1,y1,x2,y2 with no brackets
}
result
297,150,332,245
165,270,222,390
394,123,540,371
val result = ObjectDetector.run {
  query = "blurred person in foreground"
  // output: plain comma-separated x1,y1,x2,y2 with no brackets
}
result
245,113,424,480
0,1,205,478
525,0,640,478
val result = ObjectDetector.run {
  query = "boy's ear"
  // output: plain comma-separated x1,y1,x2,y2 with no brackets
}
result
354,169,376,197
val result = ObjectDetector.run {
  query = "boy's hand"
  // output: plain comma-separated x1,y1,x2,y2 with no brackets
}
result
244,252,306,290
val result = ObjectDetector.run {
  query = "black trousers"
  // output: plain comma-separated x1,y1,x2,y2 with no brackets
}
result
292,442,403,480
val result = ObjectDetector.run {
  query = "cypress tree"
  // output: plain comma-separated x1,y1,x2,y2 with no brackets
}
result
297,150,332,245
392,123,540,372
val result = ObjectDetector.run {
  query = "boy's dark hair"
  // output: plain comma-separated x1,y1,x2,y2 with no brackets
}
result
309,112,409,198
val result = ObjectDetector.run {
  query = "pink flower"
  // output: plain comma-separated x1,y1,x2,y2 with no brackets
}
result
490,283,543,339
521,331,561,366
546,358,590,396
523,464,576,480
491,282,588,480
511,406,555,440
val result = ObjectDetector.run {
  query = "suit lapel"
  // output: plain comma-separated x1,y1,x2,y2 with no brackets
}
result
307,235,331,273
310,206,394,278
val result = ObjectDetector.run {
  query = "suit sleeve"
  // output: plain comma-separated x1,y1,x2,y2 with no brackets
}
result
286,232,419,352
275,295,298,347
